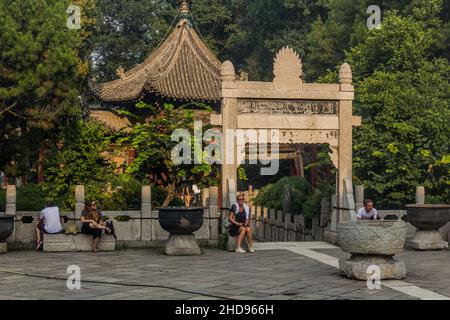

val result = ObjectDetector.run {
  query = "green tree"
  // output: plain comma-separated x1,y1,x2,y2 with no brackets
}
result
0,0,95,180
114,102,220,207
348,2,450,207
254,176,332,227
43,120,113,208
91,0,177,82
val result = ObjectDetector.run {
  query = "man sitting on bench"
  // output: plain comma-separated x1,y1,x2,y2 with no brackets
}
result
35,201,63,251
357,199,379,220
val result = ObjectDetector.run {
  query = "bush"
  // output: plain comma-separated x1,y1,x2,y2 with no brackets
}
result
0,184,59,211
0,179,185,212
90,176,143,211
151,185,184,208
254,177,332,227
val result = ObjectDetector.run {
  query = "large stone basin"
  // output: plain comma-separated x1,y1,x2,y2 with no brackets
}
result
406,204,450,250
337,221,407,280
0,214,14,254
159,207,204,256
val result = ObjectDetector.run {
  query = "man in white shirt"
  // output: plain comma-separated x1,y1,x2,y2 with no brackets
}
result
35,202,63,250
357,199,379,220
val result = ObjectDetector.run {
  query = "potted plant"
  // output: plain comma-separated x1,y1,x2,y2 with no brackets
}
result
0,214,14,253
405,204,450,250
114,102,220,255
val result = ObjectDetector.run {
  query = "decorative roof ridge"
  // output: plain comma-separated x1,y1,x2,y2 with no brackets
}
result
91,0,222,102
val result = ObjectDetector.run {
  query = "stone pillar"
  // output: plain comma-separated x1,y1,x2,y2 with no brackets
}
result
270,209,276,242
355,185,364,210
330,194,338,232
209,186,219,244
5,185,16,216
250,205,256,231
4,185,16,248
276,211,283,242
267,209,275,241
75,185,85,221
320,198,330,227
312,217,320,241
141,186,152,241
256,207,264,239
221,61,238,209
338,63,355,222
294,214,305,241
202,188,210,208
416,186,425,205
284,213,292,242
262,207,269,240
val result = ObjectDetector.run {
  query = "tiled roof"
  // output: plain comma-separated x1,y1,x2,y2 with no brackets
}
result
90,110,132,132
90,18,222,103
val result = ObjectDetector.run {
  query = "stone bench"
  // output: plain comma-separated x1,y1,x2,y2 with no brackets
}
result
43,234,115,252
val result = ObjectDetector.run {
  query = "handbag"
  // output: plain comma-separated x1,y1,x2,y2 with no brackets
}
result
105,221,117,239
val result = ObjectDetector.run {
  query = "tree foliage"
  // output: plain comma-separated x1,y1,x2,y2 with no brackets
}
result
349,2,450,207
0,0,95,178
43,120,113,208
113,102,220,207
254,177,333,227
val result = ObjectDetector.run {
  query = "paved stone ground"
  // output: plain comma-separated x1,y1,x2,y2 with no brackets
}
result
0,244,447,300
314,248,450,298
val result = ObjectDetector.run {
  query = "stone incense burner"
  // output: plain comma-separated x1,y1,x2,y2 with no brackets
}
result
159,207,204,256
0,214,14,254
406,204,450,250
338,220,407,280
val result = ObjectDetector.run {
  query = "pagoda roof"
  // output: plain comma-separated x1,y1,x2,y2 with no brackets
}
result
90,5,222,103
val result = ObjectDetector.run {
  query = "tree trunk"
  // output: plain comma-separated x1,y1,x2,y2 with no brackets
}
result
38,141,47,184
294,146,305,178
162,181,177,208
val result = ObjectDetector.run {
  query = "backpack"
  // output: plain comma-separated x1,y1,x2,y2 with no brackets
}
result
105,221,117,240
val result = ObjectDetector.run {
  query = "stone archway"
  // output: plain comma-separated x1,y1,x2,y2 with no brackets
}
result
215,47,362,227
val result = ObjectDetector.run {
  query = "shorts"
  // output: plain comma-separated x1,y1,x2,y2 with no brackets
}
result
37,221,63,235
81,223,103,239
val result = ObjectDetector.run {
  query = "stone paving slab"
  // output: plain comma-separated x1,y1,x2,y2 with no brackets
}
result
314,248,450,297
313,248,450,298
0,248,417,300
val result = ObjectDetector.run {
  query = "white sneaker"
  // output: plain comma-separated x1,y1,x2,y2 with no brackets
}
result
249,247,255,253
235,247,246,253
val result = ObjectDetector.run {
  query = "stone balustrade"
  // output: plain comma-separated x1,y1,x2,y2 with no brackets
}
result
247,205,326,242
3,185,220,249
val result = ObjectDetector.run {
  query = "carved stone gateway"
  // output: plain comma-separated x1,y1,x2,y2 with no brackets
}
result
273,46,303,90
237,100,338,115
220,47,362,226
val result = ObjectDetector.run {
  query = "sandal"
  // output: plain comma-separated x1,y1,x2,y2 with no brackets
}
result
36,241,43,251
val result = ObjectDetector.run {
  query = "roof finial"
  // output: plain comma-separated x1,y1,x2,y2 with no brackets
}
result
180,0,189,15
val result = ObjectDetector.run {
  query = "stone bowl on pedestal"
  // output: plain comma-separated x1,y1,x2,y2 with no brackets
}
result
0,214,14,254
338,221,407,280
405,204,450,250
159,207,204,256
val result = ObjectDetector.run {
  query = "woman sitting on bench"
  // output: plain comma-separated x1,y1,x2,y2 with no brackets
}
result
229,195,255,253
80,201,108,253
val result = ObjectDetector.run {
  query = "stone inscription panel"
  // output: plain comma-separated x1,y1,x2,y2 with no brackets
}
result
238,99,338,115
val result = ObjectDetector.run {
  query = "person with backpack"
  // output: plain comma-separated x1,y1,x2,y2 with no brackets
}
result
228,194,255,253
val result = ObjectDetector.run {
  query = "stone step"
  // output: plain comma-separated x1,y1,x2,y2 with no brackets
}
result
43,234,115,252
